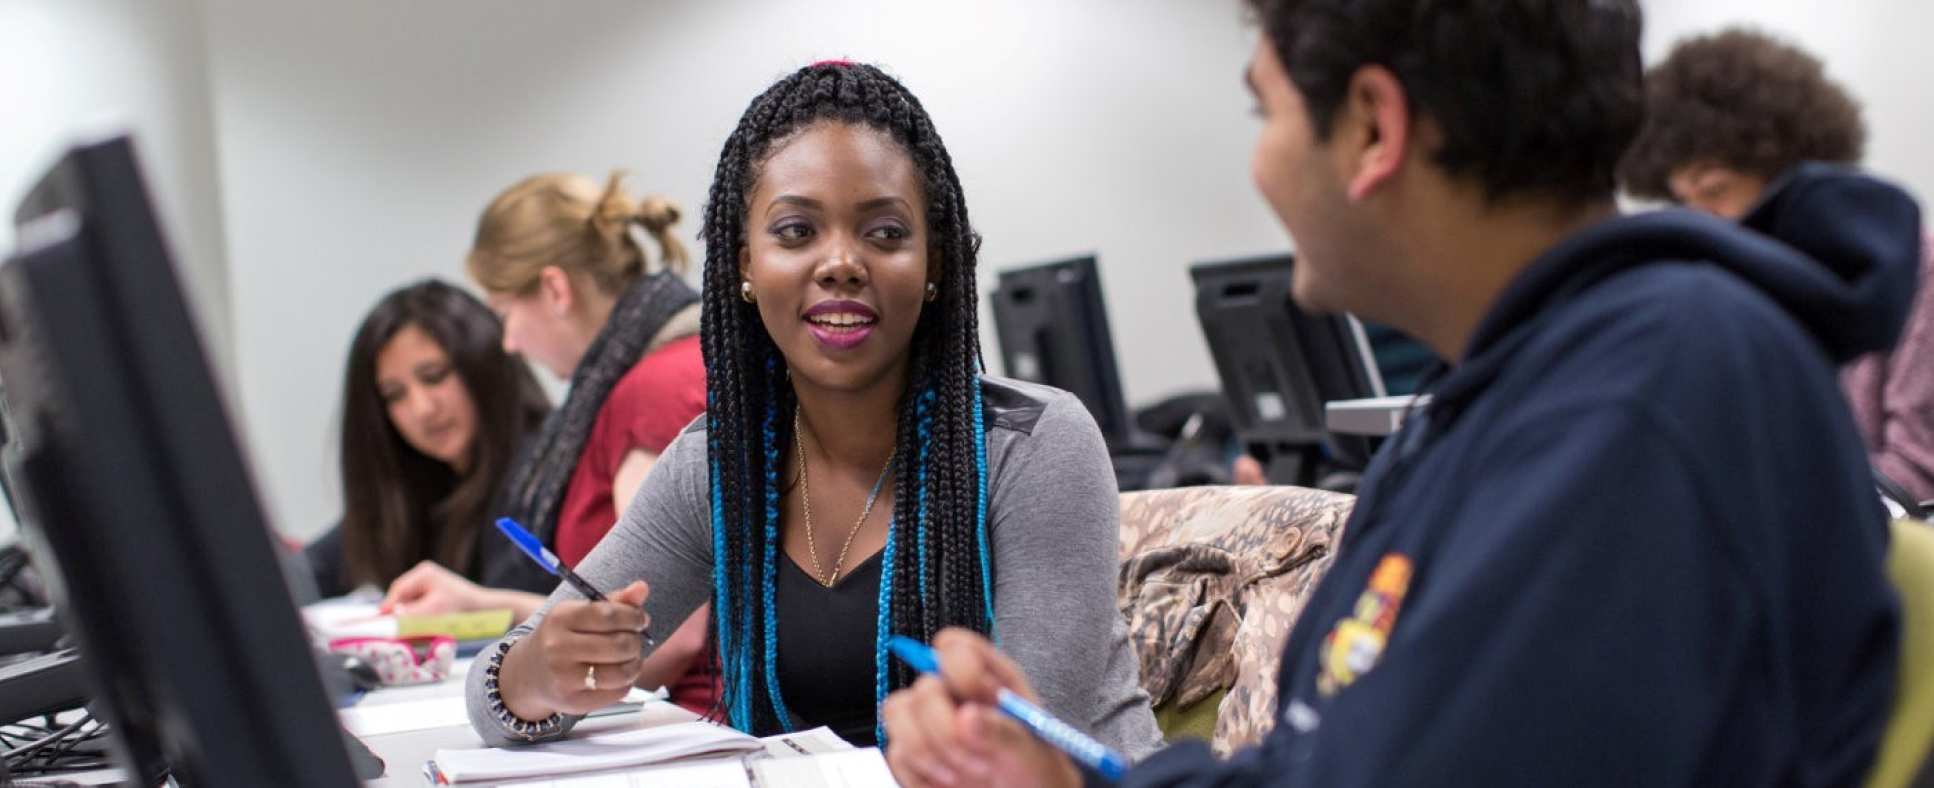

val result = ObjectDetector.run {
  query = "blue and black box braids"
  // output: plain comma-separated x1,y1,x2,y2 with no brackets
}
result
696,61,996,738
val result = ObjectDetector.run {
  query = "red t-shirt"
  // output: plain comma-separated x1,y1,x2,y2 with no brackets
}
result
553,334,706,564
551,334,719,715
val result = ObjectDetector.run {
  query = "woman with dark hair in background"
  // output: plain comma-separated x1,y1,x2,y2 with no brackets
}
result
304,279,550,599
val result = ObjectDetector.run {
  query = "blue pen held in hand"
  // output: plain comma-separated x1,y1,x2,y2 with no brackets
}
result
885,635,1129,781
494,517,656,648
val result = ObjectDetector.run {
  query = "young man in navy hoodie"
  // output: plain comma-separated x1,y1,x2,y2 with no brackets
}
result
880,1,1916,786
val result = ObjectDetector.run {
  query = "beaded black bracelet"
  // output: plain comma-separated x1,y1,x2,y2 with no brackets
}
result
483,636,565,741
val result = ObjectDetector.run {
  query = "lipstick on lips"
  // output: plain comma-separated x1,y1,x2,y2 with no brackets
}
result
803,299,878,350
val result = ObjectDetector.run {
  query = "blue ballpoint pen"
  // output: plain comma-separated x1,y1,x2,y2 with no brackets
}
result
886,636,1129,781
495,517,655,647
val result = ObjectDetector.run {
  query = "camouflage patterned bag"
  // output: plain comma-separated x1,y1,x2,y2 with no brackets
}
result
1118,486,1353,754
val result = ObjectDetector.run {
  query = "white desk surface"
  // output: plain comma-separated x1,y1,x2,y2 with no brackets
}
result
45,661,708,787
38,601,725,785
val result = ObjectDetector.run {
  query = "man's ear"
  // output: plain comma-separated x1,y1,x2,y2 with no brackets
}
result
1336,65,1412,202
538,266,574,315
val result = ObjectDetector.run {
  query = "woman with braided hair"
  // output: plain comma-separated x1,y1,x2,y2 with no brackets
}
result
466,61,1162,754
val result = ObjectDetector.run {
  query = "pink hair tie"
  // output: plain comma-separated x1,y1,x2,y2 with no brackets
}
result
811,59,856,68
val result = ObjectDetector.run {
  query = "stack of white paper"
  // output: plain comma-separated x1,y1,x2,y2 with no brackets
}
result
514,759,752,788
431,721,764,784
341,687,657,738
523,748,898,788
751,749,898,787
758,726,854,759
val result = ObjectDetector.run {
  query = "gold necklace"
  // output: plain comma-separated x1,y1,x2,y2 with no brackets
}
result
794,412,896,587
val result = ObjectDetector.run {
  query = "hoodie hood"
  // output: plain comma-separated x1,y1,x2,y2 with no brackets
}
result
1740,162,1923,355
1434,165,1922,416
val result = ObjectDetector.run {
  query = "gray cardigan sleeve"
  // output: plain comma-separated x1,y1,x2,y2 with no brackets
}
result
988,393,1165,759
466,427,715,746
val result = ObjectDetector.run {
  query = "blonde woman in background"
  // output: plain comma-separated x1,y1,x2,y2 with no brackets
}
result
384,172,718,714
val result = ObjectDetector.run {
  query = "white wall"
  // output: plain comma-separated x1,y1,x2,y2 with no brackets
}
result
1640,0,1934,204
0,0,232,540
201,0,1285,538
199,0,1934,539
0,0,232,370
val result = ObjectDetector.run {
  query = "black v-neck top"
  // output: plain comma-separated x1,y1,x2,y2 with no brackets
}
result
774,549,883,746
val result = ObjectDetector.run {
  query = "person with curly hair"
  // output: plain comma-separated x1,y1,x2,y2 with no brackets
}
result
1622,27,1934,501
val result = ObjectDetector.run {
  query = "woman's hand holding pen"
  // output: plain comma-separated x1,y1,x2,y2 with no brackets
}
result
880,628,1080,788
498,580,653,719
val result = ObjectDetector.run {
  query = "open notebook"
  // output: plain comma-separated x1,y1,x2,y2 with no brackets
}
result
514,749,900,788
303,600,514,643
426,723,896,787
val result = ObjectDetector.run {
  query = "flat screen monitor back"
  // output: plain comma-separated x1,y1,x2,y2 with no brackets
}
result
990,256,1134,447
0,135,358,786
1191,254,1384,482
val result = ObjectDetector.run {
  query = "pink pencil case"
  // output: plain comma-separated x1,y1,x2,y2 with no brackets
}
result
328,635,456,686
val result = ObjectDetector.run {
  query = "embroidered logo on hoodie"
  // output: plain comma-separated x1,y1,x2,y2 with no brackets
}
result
1316,553,1413,697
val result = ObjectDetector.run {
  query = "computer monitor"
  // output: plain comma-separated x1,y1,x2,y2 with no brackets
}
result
989,256,1134,447
0,135,360,785
1191,254,1385,486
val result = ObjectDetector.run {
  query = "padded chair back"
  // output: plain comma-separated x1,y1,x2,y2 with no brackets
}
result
1869,518,1934,788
